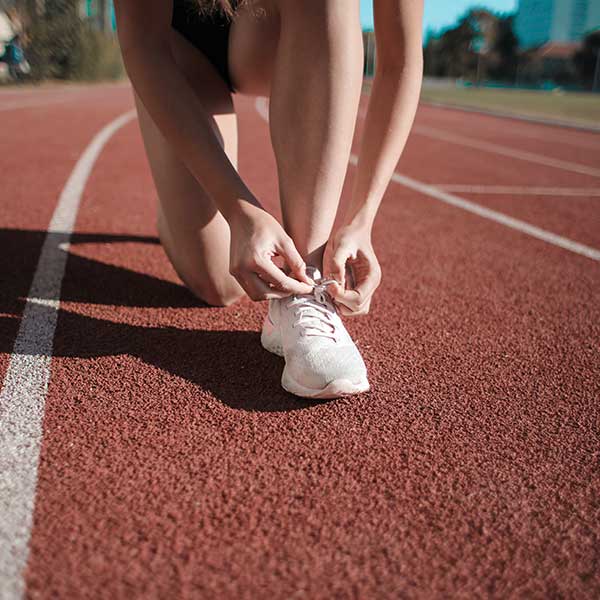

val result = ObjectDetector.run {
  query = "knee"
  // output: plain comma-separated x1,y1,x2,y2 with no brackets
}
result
188,279,245,308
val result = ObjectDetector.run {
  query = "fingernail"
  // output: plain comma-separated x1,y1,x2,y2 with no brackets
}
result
304,270,315,284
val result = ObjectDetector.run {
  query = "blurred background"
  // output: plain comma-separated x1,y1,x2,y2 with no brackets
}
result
1,0,599,125
363,0,600,127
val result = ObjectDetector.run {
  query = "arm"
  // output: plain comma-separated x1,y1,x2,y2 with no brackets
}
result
347,0,424,227
115,0,255,220
325,0,424,315
114,0,312,297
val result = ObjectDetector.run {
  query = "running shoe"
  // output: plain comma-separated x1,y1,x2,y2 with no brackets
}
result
261,267,370,399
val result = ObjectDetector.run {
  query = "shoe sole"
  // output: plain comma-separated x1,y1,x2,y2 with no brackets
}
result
261,318,370,399
260,318,284,357
282,371,370,399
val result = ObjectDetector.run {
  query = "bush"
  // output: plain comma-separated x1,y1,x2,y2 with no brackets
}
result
25,0,124,82
70,24,124,81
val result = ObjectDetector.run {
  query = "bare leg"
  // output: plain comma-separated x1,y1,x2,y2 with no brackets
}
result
263,0,363,269
134,31,245,306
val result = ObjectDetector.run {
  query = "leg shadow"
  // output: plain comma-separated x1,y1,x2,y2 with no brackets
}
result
0,227,321,411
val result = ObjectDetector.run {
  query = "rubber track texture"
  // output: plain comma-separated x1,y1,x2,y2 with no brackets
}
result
0,84,599,599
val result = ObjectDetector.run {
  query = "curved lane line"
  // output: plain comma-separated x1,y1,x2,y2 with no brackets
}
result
0,109,136,600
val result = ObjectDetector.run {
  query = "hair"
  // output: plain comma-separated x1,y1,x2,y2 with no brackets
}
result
197,0,241,19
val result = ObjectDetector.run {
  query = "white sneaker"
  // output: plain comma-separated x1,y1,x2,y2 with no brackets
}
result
261,268,370,399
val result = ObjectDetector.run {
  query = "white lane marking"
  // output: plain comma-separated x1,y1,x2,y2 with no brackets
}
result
413,124,600,179
424,112,600,152
419,101,600,139
0,109,136,600
361,92,600,151
351,156,600,261
256,97,600,262
433,185,600,197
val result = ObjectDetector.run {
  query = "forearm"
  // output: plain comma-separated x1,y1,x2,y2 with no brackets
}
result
345,57,423,229
123,46,258,220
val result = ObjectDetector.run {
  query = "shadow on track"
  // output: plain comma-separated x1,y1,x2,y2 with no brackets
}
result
0,227,320,412
1,228,200,308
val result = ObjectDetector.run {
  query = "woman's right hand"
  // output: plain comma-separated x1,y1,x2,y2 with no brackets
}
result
228,203,314,301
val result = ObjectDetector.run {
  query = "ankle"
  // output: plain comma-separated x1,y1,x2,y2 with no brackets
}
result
301,246,325,273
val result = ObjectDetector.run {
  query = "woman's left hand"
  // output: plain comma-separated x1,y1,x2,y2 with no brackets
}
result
323,224,382,317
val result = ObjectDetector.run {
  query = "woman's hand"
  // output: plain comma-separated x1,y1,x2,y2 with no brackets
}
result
323,224,381,316
228,203,314,301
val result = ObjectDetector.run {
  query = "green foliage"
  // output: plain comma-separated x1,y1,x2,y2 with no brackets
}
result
423,10,481,79
424,10,597,89
574,30,600,90
70,24,124,81
488,16,519,81
25,0,124,81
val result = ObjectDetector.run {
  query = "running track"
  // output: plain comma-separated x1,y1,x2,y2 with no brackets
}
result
1,82,599,599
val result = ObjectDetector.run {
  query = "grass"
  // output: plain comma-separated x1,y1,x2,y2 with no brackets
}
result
362,78,600,128
418,85,600,128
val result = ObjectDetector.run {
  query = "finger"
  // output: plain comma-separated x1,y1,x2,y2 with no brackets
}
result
331,287,363,312
329,247,349,288
353,270,381,302
244,273,289,302
328,274,378,313
278,238,313,285
338,301,370,317
255,258,313,295
238,272,289,302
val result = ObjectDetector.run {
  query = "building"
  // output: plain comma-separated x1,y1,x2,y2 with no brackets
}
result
524,41,580,81
586,2,600,34
515,0,600,49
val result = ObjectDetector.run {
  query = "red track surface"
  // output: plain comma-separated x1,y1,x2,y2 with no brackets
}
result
1,83,599,598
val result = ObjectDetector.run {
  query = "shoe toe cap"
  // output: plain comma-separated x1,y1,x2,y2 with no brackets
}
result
286,344,367,390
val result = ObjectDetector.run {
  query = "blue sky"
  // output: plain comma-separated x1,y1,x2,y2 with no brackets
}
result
360,0,518,33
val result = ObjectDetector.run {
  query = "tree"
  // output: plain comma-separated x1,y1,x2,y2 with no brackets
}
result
574,30,600,90
25,0,82,79
488,15,519,81
422,9,510,81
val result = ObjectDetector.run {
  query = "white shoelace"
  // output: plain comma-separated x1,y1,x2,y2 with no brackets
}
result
286,280,339,341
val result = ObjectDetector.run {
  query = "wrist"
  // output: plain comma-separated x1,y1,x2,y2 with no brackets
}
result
342,205,375,233
221,196,263,226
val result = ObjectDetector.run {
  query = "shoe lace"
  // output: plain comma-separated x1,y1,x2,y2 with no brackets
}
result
285,280,339,341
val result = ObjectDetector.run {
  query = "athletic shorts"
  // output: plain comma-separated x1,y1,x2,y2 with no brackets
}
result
171,0,238,93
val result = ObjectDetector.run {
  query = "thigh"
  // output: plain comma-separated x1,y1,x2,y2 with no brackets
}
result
134,31,244,305
228,0,280,96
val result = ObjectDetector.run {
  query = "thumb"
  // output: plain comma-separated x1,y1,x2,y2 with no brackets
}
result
327,246,348,288
279,238,313,285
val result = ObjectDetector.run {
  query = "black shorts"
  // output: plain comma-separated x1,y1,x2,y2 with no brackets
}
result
171,0,237,93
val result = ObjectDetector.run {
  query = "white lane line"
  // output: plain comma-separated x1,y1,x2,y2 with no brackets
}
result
419,101,600,138
413,124,600,179
422,113,600,152
255,97,600,262
0,109,136,600
349,156,600,261
362,93,600,151
433,185,600,197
